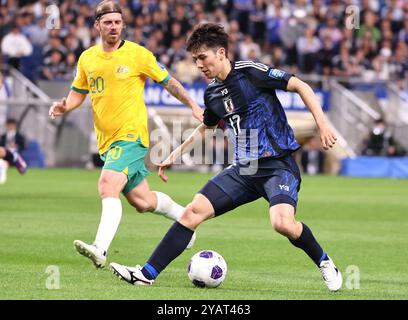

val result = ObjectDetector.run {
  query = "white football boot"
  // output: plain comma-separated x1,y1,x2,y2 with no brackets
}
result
186,231,197,250
319,256,343,291
110,263,154,286
73,240,106,268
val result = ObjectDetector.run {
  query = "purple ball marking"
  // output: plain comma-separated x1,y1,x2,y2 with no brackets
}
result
199,251,213,259
211,265,223,279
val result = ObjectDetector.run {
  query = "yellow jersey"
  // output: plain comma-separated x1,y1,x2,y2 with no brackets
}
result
71,40,170,154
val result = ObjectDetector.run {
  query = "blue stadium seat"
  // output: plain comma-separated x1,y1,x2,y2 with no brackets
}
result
21,140,46,168
20,45,44,82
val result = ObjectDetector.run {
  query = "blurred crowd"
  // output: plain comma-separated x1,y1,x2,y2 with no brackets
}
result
0,0,407,88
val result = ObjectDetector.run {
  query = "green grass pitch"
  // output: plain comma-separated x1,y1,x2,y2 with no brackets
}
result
0,168,407,300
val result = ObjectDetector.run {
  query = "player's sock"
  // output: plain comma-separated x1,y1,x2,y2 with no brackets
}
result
153,191,184,221
141,221,194,280
289,222,326,266
141,262,159,280
94,197,122,253
4,149,15,163
318,252,329,265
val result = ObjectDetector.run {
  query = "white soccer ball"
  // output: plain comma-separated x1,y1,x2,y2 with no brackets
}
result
187,250,227,288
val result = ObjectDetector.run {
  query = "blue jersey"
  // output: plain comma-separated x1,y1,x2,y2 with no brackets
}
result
203,61,301,163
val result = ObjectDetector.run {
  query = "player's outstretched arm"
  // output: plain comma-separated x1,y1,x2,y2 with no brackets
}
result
162,77,204,122
158,123,216,182
48,90,87,119
286,76,337,150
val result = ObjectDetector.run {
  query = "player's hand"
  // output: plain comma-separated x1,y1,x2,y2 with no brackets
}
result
192,105,204,123
319,126,337,150
49,97,67,119
158,157,173,182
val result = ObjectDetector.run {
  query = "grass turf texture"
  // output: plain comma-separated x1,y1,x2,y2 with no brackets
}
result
0,169,407,300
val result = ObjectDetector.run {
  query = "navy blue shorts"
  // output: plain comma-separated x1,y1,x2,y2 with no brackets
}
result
199,155,301,216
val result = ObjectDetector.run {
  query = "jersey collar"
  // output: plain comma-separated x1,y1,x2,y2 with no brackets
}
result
222,61,236,82
215,61,235,83
98,39,126,58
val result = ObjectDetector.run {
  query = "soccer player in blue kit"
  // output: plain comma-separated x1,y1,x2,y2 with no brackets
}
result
110,23,343,291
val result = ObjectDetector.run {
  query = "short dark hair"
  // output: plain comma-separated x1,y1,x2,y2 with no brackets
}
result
95,0,122,21
6,118,17,125
186,23,229,55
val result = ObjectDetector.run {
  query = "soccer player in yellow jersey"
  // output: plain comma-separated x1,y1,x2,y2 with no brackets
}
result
48,0,202,268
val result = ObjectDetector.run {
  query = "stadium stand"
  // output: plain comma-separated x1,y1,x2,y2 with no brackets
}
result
21,139,46,168
0,0,407,176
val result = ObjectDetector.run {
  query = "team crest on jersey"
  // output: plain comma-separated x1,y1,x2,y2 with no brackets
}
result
223,97,234,113
116,66,129,74
115,65,130,79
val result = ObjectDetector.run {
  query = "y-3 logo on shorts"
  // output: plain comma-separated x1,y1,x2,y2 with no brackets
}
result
279,184,289,192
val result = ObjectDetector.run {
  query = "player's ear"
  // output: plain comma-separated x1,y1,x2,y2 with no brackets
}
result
217,47,226,60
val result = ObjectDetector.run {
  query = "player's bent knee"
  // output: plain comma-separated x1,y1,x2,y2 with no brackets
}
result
271,218,295,236
270,204,297,236
180,203,206,228
99,183,117,198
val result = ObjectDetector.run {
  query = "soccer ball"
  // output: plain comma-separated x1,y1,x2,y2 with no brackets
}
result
187,250,227,288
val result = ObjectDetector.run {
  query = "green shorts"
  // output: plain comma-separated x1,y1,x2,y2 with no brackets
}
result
100,139,149,195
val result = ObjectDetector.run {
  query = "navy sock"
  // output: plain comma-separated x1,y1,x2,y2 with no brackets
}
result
318,252,329,265
141,221,194,280
289,223,325,266
4,149,15,163
142,263,158,280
